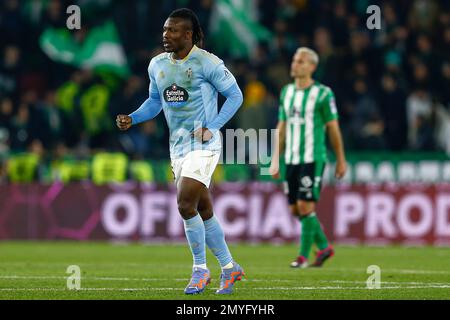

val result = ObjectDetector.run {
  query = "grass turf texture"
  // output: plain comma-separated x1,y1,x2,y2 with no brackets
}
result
0,242,449,300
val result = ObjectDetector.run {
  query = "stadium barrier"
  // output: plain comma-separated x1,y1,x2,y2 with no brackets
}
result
2,152,450,184
0,182,449,245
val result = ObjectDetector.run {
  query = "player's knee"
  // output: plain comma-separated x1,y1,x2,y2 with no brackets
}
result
197,207,213,220
177,199,197,219
197,200,213,218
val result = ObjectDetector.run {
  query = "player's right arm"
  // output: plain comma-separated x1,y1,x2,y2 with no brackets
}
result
269,120,286,179
116,61,162,131
326,120,346,179
320,87,347,179
269,86,288,179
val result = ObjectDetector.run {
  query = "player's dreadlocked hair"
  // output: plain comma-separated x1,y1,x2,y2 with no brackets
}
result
169,8,204,47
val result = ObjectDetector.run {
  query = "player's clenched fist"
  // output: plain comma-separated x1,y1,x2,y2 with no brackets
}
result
116,114,132,131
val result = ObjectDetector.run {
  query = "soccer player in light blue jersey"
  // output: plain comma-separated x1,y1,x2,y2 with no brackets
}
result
116,8,244,295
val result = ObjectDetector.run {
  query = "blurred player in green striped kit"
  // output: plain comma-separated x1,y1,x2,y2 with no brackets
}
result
269,47,347,268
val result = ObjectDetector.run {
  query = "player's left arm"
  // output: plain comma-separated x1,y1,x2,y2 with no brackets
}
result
193,60,243,142
320,88,347,179
326,120,347,179
207,83,243,130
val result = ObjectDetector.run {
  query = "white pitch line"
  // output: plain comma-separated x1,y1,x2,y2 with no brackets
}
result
325,268,450,275
0,288,181,292
0,275,289,282
1,263,449,275
251,285,450,290
323,280,450,286
389,269,450,275
0,275,180,282
1,276,449,286
0,285,450,292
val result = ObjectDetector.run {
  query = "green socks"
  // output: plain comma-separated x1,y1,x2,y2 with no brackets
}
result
299,212,329,258
313,215,329,251
299,214,315,258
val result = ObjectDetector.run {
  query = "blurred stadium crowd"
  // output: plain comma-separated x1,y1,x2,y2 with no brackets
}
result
0,0,450,183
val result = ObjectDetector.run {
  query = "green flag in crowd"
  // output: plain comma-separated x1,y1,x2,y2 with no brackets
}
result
40,21,130,78
210,0,272,58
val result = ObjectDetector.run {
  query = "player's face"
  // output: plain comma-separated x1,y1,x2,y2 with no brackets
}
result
162,18,193,52
290,52,316,78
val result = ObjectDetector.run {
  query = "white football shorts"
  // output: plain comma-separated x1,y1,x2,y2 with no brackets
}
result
171,150,221,188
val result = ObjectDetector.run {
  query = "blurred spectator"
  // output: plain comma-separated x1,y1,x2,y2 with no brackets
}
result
313,27,342,89
0,0,449,176
237,74,268,132
433,99,450,154
265,55,291,93
378,74,408,151
0,98,13,155
0,45,21,98
10,103,32,151
350,79,385,150
126,120,166,160
110,76,147,117
41,0,66,28
406,87,434,150
0,0,24,45
438,26,450,58
235,73,269,163
408,0,439,33
329,1,350,49
37,91,67,150
439,62,450,106
411,62,431,92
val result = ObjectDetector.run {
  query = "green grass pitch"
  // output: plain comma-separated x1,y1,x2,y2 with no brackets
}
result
0,242,449,300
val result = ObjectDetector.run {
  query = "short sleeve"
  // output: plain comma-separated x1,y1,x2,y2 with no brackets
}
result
319,88,339,123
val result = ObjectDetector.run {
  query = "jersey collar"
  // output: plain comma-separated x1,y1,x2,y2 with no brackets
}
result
294,80,316,91
169,45,198,64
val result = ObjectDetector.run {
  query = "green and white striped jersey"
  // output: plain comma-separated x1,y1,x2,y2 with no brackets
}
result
278,81,338,164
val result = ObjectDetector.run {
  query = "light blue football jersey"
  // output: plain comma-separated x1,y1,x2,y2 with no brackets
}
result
148,45,237,159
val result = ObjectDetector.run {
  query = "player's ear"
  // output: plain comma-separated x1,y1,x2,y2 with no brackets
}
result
185,30,193,42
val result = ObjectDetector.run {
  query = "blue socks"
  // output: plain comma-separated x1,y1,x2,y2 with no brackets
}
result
183,214,233,269
204,216,233,268
183,214,206,266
